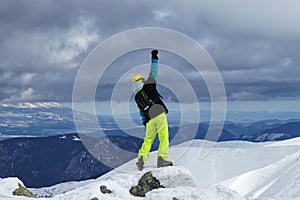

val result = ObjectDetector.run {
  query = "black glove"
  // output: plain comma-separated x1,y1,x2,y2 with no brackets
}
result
151,49,159,60
143,121,147,126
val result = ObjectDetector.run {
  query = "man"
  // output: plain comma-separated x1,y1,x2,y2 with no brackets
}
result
132,49,173,171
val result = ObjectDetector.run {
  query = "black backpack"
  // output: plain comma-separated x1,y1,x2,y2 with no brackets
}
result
135,89,154,112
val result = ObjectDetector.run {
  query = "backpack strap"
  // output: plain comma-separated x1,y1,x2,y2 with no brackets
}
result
135,90,154,111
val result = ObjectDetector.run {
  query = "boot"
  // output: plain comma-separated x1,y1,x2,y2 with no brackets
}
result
157,156,173,168
136,157,144,171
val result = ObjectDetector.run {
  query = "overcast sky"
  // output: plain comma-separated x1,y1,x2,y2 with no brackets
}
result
1,0,300,103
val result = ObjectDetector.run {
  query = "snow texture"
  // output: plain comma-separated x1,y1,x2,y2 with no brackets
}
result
1,137,300,199
0,178,25,198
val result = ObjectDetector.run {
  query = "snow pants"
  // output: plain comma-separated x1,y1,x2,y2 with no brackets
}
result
138,112,169,164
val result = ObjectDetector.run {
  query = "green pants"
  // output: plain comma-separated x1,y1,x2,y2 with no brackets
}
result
138,112,169,164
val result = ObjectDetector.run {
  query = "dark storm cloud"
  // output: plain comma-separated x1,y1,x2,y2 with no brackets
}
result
226,80,300,101
0,0,154,102
0,0,299,102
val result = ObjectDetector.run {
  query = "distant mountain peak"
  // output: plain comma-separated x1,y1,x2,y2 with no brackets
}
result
0,102,62,109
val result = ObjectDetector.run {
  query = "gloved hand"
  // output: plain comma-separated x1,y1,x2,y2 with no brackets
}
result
151,49,159,60
143,121,147,126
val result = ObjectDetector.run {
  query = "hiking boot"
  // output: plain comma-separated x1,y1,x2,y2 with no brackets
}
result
136,157,144,171
157,156,173,168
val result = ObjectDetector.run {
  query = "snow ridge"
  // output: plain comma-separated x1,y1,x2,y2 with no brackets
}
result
0,102,62,108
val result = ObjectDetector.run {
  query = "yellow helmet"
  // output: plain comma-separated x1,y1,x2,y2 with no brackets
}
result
131,75,145,83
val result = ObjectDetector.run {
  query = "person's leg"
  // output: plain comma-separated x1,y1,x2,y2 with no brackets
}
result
156,113,169,160
138,118,157,164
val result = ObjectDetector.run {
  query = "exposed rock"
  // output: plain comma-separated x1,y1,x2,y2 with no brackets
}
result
130,171,164,197
90,197,99,200
100,185,112,194
12,183,36,198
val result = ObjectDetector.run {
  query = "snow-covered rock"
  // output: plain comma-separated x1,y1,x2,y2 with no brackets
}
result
0,178,26,198
37,166,244,200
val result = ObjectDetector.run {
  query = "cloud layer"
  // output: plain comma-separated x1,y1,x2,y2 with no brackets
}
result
0,0,299,102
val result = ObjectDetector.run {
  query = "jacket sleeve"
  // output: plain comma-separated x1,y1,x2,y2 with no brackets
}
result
149,58,158,82
139,109,146,122
139,109,150,126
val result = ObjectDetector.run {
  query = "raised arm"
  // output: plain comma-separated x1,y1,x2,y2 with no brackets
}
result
149,50,159,82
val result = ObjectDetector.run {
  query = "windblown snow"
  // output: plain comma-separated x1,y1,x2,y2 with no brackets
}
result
1,137,300,200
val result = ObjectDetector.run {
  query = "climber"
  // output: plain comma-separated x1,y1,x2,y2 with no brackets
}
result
132,49,173,171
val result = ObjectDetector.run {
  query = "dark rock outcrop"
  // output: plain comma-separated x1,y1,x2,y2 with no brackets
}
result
12,183,36,198
130,171,164,197
100,185,112,194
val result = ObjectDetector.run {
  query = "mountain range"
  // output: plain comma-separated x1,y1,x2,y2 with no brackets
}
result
0,102,299,141
0,103,299,188
1,120,300,188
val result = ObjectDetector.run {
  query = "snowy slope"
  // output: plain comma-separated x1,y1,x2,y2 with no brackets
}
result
0,167,243,200
1,137,300,199
218,138,300,199
0,178,26,198
167,138,300,199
